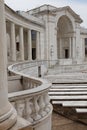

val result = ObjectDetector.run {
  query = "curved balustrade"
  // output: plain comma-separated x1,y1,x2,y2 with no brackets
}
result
9,60,48,76
8,60,52,125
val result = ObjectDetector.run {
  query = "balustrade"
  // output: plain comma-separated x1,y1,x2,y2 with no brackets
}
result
8,88,51,123
8,60,52,125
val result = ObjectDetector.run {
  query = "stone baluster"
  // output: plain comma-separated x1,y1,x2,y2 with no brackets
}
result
26,78,30,89
31,82,35,88
25,98,33,123
16,100,25,117
29,80,32,89
22,77,28,89
33,96,41,121
33,82,37,88
30,80,33,89
38,95,46,117
44,92,50,113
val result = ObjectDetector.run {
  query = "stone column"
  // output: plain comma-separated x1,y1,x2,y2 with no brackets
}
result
0,0,17,129
72,37,76,59
75,23,83,63
28,29,32,60
59,38,62,59
36,31,40,60
81,38,85,61
19,26,24,60
10,22,16,61
69,37,72,58
40,32,44,60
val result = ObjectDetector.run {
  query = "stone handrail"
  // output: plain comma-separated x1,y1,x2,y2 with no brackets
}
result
9,60,47,71
8,60,52,124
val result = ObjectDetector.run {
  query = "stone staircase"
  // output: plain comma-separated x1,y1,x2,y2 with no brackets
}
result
49,84,87,125
48,62,87,74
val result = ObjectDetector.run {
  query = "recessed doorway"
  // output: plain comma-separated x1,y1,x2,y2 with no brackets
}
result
65,49,69,58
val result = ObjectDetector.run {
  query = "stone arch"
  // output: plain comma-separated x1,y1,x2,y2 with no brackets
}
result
57,15,74,59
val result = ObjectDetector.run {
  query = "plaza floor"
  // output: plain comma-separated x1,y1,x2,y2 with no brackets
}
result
52,112,87,130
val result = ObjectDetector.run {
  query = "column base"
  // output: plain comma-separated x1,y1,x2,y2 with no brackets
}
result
0,103,17,130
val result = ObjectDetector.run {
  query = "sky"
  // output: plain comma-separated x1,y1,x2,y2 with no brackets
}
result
4,0,87,28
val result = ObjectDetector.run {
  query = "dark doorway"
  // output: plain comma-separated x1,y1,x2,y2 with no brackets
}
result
65,49,69,58
16,42,19,51
85,38,87,57
32,48,36,60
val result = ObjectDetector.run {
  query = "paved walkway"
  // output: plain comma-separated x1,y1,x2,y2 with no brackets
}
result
52,112,87,130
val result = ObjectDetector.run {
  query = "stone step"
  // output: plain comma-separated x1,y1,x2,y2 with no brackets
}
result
63,101,87,107
50,95,87,101
50,88,87,91
51,85,87,88
49,91,87,95
76,108,87,113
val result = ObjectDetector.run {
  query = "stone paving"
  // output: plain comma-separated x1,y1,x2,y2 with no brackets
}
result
52,112,87,130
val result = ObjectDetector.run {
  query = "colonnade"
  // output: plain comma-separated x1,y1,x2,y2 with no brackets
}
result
7,22,42,62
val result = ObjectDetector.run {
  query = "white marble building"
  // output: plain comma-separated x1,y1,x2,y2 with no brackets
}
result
1,1,87,130
5,4,87,65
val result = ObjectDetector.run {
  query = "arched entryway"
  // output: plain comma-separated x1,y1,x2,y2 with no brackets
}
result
57,15,73,60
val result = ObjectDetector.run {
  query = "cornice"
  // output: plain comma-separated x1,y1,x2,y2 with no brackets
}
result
5,4,45,28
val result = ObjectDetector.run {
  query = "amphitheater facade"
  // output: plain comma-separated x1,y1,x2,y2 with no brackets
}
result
0,0,87,130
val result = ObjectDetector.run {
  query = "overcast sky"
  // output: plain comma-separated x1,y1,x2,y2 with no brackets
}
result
4,0,87,28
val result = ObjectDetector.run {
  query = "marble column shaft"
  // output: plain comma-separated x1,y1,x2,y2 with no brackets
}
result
19,26,24,60
72,37,76,59
28,29,32,60
69,37,72,58
36,31,40,60
0,1,17,129
10,22,16,61
0,0,8,109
